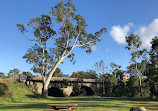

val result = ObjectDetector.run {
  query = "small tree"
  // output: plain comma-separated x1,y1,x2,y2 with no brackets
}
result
125,34,148,96
70,70,98,79
85,69,98,79
22,71,33,76
17,0,106,97
52,68,63,77
8,68,20,79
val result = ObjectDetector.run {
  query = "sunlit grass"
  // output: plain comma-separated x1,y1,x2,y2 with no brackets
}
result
0,79,158,111
0,96,158,111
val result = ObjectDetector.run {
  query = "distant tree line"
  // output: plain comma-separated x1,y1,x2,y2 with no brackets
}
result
0,69,33,80
68,35,158,98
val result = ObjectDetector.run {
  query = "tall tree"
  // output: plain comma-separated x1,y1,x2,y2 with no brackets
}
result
17,0,106,97
108,63,125,96
125,34,148,96
109,62,123,80
148,36,158,97
94,60,108,95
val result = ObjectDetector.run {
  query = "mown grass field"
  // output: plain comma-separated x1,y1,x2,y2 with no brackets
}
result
1,96,158,111
0,79,158,111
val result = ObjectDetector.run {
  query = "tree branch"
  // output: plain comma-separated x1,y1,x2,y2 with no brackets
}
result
62,30,81,58
23,35,38,42
73,30,81,47
75,41,94,47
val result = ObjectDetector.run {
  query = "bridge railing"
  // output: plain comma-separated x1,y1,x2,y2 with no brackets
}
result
26,76,99,83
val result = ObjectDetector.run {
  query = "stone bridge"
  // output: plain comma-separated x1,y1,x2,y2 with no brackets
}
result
25,76,101,97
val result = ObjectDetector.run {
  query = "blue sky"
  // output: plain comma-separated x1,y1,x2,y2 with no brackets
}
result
0,0,158,75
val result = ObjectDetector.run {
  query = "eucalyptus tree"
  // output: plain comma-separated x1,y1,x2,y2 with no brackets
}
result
125,34,148,96
149,36,158,72
94,60,108,95
17,0,107,97
109,62,123,79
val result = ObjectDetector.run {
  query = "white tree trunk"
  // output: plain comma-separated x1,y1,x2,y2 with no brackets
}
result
42,50,72,97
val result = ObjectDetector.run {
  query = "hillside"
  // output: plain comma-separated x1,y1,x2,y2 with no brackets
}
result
0,79,40,102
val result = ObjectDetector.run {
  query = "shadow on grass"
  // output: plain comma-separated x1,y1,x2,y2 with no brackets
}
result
47,96,158,102
25,93,43,99
0,83,8,96
0,102,128,110
105,97,158,102
0,103,49,110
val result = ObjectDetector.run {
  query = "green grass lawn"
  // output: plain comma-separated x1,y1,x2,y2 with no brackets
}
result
0,96,158,111
0,79,158,111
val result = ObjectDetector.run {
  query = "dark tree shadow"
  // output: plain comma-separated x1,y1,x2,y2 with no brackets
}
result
25,92,43,99
0,103,49,110
0,83,8,96
0,101,127,110
47,96,158,102
80,86,94,96
48,87,64,97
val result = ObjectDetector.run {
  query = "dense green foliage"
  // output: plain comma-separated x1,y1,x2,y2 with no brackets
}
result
52,68,69,77
70,70,98,79
147,36,158,98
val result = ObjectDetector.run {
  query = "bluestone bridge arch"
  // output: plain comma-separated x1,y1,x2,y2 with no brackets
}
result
26,77,101,96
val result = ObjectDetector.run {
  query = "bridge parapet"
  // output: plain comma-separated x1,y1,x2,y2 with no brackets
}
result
28,77,99,83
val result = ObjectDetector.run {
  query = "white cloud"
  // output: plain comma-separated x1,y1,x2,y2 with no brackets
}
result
110,19,158,48
139,19,158,47
110,23,133,44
